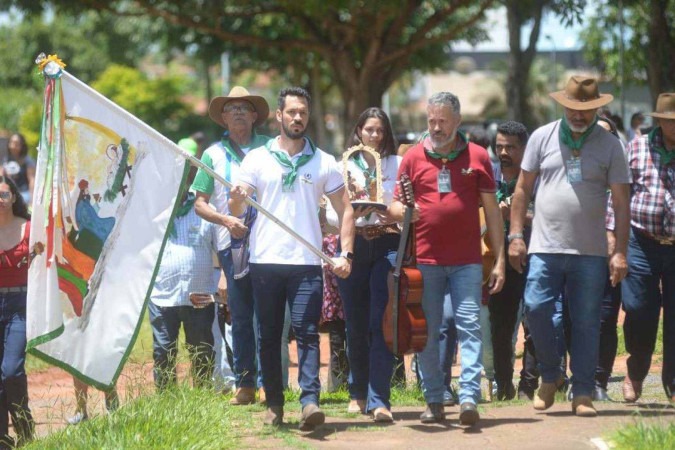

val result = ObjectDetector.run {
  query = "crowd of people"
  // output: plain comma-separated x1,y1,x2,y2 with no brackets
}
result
1,75,674,446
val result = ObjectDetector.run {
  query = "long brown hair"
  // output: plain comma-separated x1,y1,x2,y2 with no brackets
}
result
0,175,31,220
346,107,397,157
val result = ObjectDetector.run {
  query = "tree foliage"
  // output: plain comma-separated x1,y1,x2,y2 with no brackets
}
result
581,0,675,103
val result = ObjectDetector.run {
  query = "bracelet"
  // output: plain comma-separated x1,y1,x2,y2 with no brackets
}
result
507,233,524,243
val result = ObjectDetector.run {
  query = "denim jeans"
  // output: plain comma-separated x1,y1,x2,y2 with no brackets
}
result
0,292,34,446
148,302,215,389
250,263,323,408
524,253,607,397
622,229,675,397
336,234,397,411
218,248,258,389
417,264,483,405
596,280,621,389
253,304,291,389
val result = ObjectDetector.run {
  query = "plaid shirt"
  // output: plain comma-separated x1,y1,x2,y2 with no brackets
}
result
606,130,675,236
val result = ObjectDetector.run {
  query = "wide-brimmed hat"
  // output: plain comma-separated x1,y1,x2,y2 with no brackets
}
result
549,76,613,110
208,86,269,128
647,93,675,120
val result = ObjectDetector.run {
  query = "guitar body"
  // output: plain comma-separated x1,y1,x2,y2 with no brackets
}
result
383,266,426,354
382,173,427,355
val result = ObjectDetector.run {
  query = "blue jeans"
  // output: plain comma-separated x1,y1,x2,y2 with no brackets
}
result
218,248,257,389
337,234,397,411
622,229,675,397
250,263,323,408
253,304,291,389
417,264,483,405
524,253,607,397
0,292,34,446
148,302,215,389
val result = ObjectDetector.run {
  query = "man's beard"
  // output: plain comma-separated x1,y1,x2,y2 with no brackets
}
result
568,122,590,133
430,129,457,149
282,120,306,140
499,157,513,168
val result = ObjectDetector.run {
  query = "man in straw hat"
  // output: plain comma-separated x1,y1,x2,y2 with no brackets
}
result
618,92,675,405
508,75,630,417
191,87,270,405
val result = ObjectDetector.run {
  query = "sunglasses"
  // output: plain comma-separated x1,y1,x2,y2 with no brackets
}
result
0,191,12,200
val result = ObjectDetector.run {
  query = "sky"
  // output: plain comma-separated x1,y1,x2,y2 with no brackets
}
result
453,4,592,52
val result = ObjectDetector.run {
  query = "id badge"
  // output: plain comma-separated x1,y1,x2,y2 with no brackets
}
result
438,167,452,193
281,174,295,193
566,157,582,184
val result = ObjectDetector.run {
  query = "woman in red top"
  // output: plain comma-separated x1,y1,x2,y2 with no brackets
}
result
0,174,35,448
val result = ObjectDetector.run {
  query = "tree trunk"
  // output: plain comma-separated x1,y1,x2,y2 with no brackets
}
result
646,0,675,104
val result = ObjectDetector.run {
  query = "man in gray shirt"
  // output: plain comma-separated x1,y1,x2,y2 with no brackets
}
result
508,76,630,417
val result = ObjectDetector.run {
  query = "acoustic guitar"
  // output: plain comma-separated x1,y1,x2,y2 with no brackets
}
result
383,174,427,355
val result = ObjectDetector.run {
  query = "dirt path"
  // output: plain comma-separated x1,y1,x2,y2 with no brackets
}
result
24,331,670,448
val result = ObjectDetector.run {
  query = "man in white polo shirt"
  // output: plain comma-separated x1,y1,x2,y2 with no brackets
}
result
230,87,355,430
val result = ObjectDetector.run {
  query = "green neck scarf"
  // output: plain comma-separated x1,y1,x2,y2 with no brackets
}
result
425,131,469,162
353,152,376,183
649,127,675,165
559,116,598,156
496,178,516,204
266,137,316,190
168,192,195,237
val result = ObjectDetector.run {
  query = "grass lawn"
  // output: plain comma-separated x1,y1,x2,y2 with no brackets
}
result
609,421,675,450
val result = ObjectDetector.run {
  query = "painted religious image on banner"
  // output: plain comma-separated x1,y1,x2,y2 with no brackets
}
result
31,117,139,324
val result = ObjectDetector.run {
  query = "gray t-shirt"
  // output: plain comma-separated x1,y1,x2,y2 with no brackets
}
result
522,120,629,257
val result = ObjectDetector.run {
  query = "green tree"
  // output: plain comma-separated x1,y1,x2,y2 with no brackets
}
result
503,0,586,129
581,0,675,104
3,0,496,133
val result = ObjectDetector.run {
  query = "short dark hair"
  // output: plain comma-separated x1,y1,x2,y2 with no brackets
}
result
0,175,31,220
598,116,620,139
346,107,397,157
496,121,528,147
278,87,311,111
468,128,490,149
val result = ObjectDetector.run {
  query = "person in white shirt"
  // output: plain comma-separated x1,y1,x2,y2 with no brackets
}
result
229,87,354,430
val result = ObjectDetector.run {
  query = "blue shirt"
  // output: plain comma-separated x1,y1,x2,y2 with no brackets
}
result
151,206,219,307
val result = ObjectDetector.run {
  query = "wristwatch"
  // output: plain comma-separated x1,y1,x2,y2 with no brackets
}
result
507,233,524,243
338,251,354,261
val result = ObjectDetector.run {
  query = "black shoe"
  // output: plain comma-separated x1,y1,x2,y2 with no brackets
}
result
299,403,325,431
592,386,612,402
517,389,534,401
496,383,516,401
263,406,284,427
443,386,458,407
459,402,480,426
420,403,444,423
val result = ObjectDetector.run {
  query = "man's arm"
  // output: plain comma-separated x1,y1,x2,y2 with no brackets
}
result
480,191,506,294
508,169,538,273
228,184,255,217
607,182,630,286
327,187,355,279
195,192,248,239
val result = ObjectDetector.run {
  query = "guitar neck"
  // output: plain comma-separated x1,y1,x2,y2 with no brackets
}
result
392,206,413,277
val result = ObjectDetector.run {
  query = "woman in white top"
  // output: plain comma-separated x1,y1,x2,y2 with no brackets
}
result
328,107,401,422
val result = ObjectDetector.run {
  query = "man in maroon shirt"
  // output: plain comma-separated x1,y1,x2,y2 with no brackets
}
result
389,92,505,426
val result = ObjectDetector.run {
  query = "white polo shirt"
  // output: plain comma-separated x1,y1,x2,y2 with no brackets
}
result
238,137,344,265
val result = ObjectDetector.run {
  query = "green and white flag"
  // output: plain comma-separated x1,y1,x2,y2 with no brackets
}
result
26,55,186,389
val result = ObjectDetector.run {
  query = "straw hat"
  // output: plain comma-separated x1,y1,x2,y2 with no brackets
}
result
208,86,269,128
549,76,613,111
647,93,675,120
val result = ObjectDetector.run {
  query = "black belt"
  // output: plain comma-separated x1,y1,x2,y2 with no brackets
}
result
635,228,675,245
0,286,28,293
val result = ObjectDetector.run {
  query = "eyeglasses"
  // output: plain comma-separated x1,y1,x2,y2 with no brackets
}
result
223,104,254,113
0,192,12,200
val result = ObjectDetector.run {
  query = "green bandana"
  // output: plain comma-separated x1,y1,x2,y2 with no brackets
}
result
425,131,469,162
559,116,598,157
168,192,195,237
266,138,316,190
649,127,675,165
496,178,516,204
